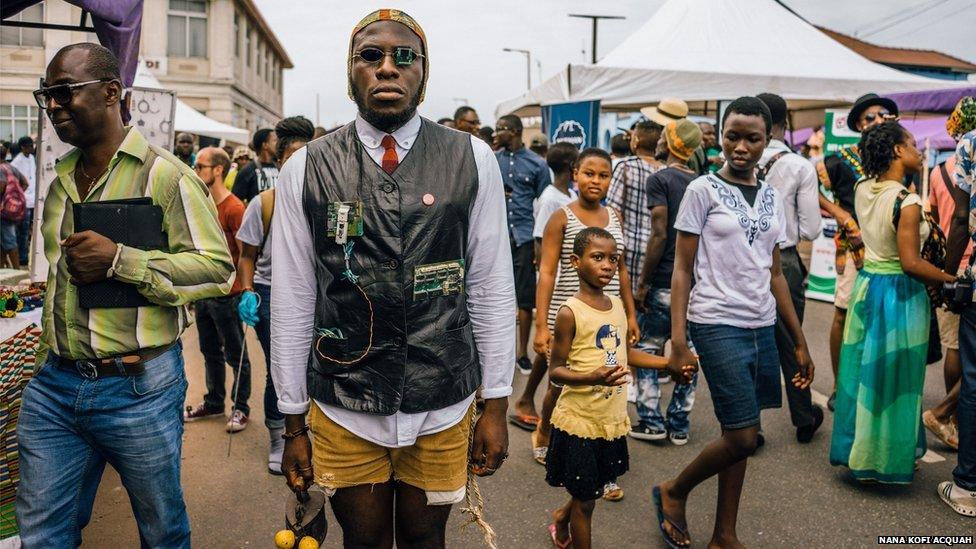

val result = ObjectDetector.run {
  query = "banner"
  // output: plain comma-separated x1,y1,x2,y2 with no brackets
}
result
823,109,860,155
542,100,601,149
806,218,838,303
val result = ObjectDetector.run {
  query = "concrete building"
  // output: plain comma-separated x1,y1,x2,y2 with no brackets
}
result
0,0,292,145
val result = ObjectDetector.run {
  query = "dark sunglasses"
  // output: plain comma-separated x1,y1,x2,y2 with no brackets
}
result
862,110,896,124
354,47,424,67
33,78,114,109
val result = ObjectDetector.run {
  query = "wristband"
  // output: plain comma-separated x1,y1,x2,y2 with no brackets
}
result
106,243,124,279
281,424,310,440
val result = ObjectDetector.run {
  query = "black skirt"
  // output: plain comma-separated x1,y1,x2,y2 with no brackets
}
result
545,427,629,501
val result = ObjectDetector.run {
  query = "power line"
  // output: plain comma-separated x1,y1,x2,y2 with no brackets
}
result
858,0,951,39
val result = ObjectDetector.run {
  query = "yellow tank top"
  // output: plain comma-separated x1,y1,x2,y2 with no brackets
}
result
550,295,630,440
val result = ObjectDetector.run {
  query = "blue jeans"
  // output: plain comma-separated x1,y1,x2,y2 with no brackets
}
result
689,322,780,430
17,207,33,263
634,288,698,434
254,282,283,429
15,344,191,548
955,306,976,490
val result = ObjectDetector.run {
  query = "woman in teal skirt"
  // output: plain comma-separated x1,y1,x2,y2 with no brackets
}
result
830,121,956,483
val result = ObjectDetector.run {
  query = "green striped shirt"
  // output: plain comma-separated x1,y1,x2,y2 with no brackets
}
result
41,127,235,359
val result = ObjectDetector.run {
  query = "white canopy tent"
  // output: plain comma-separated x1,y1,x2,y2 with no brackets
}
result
133,60,249,144
496,0,967,126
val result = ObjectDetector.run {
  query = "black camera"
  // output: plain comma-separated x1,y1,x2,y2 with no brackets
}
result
942,274,975,313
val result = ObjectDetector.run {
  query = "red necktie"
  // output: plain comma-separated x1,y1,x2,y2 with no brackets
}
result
381,135,398,175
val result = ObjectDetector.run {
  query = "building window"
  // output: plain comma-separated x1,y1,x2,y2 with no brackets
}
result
0,3,44,47
167,0,207,58
0,105,40,144
233,12,240,58
265,46,271,83
257,40,264,78
245,26,252,67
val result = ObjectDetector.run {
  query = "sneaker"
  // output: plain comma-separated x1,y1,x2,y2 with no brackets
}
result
516,356,533,375
183,403,222,422
938,481,976,517
827,392,836,412
268,426,285,475
603,482,624,502
669,431,689,446
629,422,667,441
796,406,824,444
226,410,249,433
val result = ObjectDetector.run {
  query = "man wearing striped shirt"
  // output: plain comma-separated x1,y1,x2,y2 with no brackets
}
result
15,44,234,548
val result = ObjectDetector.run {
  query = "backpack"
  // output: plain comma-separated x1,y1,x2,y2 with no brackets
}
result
258,187,275,255
0,164,26,223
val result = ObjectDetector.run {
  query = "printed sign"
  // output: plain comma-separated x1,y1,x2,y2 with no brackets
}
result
542,100,601,149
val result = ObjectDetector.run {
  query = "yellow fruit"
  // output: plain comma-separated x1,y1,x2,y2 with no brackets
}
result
274,529,296,549
298,536,319,549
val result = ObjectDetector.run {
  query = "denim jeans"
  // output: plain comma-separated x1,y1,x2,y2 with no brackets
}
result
16,344,191,548
195,294,251,415
17,207,33,264
634,287,698,434
954,305,976,490
254,283,283,429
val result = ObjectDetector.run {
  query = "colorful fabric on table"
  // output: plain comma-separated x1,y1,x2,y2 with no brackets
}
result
829,261,928,484
348,9,428,102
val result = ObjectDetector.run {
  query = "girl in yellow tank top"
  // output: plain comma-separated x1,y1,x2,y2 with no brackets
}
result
545,227,696,548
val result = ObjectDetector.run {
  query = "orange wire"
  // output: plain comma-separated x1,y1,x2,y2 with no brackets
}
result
314,282,374,366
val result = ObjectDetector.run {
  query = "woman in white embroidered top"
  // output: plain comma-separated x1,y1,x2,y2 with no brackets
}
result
652,97,815,549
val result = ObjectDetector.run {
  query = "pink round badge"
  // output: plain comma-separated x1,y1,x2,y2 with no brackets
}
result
422,193,435,206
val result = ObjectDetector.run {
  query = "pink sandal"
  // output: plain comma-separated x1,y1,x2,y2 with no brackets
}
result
548,523,572,548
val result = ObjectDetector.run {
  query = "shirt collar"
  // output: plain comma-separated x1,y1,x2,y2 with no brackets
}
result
55,126,148,180
767,138,790,152
355,113,421,150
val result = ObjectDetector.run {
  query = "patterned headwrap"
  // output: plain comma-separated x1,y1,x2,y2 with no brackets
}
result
348,9,428,103
946,96,976,139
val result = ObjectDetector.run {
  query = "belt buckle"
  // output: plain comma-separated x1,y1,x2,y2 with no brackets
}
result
77,360,99,379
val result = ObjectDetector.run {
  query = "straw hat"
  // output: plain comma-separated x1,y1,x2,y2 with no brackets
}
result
641,98,689,126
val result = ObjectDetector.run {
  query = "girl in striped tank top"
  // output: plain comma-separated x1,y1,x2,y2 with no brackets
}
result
531,148,640,501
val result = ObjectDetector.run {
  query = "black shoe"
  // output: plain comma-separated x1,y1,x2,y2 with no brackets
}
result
629,422,668,441
796,406,824,443
828,392,836,412
516,356,533,375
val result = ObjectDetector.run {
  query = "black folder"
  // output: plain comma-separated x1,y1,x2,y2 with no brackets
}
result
72,198,168,309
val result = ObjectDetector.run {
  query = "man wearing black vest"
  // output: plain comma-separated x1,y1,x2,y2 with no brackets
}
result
271,10,514,547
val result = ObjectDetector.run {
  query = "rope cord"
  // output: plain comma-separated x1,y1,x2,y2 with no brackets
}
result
459,410,498,549
315,241,374,365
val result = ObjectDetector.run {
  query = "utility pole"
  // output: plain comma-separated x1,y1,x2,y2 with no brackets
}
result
568,14,625,64
503,47,532,91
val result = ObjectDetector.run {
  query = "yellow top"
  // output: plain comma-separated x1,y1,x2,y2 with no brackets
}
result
551,295,631,440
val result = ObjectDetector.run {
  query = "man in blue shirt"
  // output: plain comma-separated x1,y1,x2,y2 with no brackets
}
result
494,114,551,374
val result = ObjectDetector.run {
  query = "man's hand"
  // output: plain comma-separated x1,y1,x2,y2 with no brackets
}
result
666,362,697,385
587,365,629,387
238,291,260,326
281,415,314,494
62,230,118,284
470,398,508,477
669,343,697,385
533,327,551,356
792,345,815,389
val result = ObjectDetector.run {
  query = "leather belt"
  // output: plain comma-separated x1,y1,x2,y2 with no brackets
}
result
53,343,175,379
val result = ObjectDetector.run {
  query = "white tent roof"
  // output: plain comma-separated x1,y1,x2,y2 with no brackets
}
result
496,0,967,118
133,61,249,144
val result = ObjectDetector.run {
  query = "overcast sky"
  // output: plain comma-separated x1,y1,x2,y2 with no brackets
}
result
252,0,976,127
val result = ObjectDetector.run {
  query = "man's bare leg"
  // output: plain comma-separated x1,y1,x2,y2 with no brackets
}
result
330,481,396,549
393,481,453,549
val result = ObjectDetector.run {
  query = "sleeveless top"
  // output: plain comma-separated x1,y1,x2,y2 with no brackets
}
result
547,206,624,329
550,295,631,440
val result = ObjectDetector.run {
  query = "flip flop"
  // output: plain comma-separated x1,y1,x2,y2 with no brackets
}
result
548,523,572,548
508,413,540,431
652,485,690,549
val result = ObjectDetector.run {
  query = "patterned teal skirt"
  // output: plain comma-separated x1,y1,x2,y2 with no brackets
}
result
829,261,928,484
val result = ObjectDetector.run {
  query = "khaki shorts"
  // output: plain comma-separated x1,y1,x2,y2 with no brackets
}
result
834,252,859,310
937,308,961,350
308,404,473,504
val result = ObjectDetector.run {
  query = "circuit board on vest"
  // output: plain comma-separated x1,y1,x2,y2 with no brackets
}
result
326,201,364,238
413,259,465,300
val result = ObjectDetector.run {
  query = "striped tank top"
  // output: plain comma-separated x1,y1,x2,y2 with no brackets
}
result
547,206,625,329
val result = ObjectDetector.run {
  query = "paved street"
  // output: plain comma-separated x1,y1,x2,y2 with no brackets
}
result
79,300,972,548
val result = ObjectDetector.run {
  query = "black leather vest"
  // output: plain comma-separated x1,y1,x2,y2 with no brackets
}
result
302,118,482,415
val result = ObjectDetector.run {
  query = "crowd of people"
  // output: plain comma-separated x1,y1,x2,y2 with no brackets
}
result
9,7,976,549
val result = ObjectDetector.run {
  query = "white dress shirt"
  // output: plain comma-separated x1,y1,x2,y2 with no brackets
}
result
760,139,822,248
10,153,36,206
270,113,515,448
